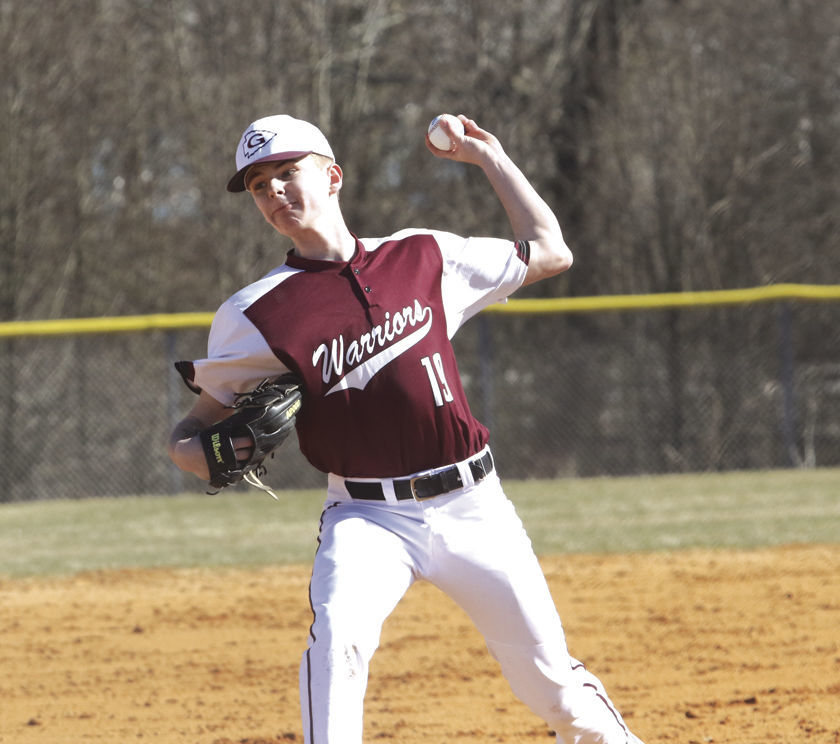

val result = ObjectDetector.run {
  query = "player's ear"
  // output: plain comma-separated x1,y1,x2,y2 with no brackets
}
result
327,162,343,195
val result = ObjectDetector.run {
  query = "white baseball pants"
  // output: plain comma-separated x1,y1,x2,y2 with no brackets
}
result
299,466,643,744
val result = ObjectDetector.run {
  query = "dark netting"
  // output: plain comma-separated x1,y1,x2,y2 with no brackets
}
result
3,301,838,501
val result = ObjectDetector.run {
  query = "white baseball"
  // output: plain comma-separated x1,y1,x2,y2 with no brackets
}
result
428,114,464,151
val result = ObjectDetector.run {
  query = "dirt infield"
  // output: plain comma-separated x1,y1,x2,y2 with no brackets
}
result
2,544,838,744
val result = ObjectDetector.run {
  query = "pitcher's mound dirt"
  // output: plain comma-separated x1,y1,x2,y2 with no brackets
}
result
2,544,838,743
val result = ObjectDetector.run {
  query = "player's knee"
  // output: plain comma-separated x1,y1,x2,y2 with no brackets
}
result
309,609,380,675
315,640,365,681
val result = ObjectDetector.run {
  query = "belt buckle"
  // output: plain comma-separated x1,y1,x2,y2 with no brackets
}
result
409,475,435,501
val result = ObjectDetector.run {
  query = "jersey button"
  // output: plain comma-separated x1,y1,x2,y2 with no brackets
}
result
364,286,372,293
353,268,360,275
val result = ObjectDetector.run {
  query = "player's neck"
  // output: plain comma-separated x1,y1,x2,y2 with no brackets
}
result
290,222,356,263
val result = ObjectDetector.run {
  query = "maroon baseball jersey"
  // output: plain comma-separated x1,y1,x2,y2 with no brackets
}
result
179,229,529,478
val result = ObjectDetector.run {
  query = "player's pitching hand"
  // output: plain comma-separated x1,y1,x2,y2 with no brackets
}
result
424,115,504,166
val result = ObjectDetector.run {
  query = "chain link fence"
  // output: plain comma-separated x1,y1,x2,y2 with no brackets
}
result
3,295,839,502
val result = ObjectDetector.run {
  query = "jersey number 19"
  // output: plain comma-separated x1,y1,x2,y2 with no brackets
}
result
420,354,454,407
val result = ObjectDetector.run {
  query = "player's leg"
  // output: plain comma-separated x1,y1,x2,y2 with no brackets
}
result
299,502,417,744
426,475,643,744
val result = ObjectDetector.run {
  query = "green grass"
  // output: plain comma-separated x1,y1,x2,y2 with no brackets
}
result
514,468,840,554
0,489,325,578
1,468,838,578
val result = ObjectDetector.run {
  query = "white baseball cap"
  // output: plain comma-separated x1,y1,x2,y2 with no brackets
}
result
227,114,335,193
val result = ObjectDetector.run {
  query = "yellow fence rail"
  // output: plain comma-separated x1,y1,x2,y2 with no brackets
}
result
2,284,839,338
485,283,840,315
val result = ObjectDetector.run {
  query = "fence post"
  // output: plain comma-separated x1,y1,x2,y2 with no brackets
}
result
165,330,184,494
777,302,799,466
74,335,90,497
477,314,495,432
3,338,19,501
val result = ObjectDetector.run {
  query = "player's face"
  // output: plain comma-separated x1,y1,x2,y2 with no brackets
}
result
245,155,340,236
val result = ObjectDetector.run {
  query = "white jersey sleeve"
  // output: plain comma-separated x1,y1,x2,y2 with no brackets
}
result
432,229,528,337
189,269,296,405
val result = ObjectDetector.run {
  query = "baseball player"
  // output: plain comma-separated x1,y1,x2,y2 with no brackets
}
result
167,113,645,744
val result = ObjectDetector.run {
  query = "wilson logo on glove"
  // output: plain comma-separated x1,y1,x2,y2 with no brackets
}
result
210,433,225,464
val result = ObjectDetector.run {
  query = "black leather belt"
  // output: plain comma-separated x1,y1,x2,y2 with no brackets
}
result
344,450,494,502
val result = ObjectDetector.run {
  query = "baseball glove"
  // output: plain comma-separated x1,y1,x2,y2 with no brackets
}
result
199,374,303,498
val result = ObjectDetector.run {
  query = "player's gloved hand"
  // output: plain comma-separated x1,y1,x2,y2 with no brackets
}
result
198,374,303,498
232,436,255,465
